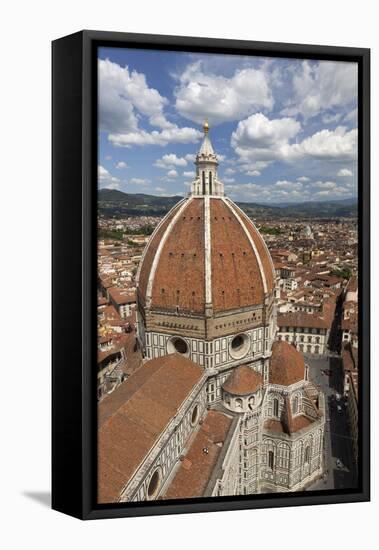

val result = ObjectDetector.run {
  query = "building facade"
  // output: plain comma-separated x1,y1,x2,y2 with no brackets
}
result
277,312,329,355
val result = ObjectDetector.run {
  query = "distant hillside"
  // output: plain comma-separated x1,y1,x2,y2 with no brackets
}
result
98,189,184,217
269,198,358,219
98,189,357,219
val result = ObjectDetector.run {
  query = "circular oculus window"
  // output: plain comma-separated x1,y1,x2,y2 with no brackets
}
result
167,336,189,356
229,333,250,359
147,469,161,499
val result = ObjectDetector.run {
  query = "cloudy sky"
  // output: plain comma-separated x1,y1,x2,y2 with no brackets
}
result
98,47,358,204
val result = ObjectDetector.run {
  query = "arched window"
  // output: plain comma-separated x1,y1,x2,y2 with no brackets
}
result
209,171,213,195
304,446,310,464
191,405,199,425
292,396,299,414
202,171,206,194
268,450,274,469
273,398,279,417
235,398,243,409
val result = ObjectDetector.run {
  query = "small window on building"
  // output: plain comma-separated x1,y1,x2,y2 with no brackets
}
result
292,396,299,414
268,450,274,470
147,469,161,499
168,336,188,355
273,398,279,417
191,404,199,426
305,446,310,464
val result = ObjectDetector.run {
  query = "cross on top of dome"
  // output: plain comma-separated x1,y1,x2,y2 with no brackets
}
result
191,121,224,197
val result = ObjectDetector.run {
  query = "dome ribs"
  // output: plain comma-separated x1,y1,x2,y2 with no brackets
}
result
138,196,276,317
210,199,265,312
151,199,206,313
227,200,276,293
138,200,184,303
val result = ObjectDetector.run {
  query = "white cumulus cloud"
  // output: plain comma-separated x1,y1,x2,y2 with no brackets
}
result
129,177,150,185
175,61,273,125
232,113,357,171
283,127,357,161
98,165,121,189
337,168,353,177
154,153,188,169
231,113,301,169
99,58,173,132
312,180,336,190
99,58,202,148
275,180,303,191
282,60,358,120
167,169,178,178
109,126,201,147
246,170,261,177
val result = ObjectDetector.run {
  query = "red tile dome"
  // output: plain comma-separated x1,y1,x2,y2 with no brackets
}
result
269,341,305,386
222,365,263,396
137,195,275,315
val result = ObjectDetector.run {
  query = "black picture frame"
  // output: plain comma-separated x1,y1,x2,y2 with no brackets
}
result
52,30,370,520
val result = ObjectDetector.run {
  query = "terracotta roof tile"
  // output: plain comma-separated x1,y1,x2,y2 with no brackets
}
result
138,196,276,315
137,201,184,304
98,354,204,503
222,365,263,395
269,341,305,386
277,311,329,329
151,198,206,312
164,410,233,500
210,199,266,311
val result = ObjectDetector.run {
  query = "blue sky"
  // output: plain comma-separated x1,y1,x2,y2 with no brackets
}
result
98,47,358,204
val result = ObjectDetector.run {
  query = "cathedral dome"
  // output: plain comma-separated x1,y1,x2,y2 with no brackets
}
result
222,365,263,396
269,341,305,386
137,123,275,316
137,196,275,314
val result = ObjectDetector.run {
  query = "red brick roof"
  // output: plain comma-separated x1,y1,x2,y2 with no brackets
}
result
137,200,184,305
277,311,329,329
164,410,233,500
222,365,263,395
98,354,204,503
137,197,275,314
108,287,136,305
269,341,305,386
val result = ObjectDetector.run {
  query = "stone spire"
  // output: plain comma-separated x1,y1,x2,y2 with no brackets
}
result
190,121,224,197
